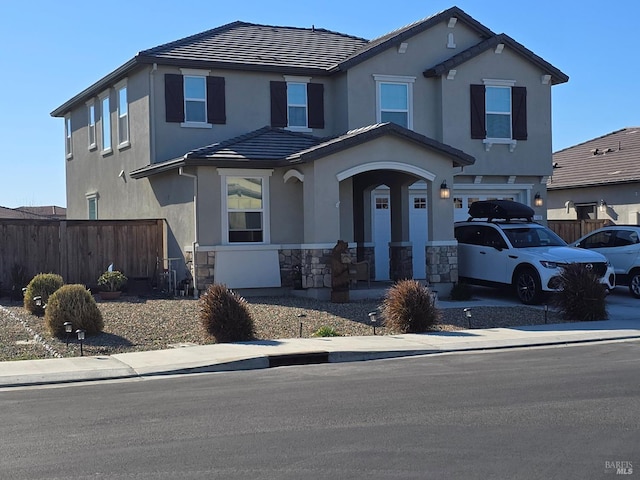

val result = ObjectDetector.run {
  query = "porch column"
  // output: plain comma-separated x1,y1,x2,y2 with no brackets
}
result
389,183,413,280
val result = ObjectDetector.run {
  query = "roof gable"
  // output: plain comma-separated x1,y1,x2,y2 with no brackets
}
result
423,33,569,85
549,127,640,190
334,6,494,71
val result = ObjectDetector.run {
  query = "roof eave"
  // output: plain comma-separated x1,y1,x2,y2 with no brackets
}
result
51,57,146,117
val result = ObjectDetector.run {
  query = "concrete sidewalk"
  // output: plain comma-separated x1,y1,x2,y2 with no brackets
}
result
2,316,639,388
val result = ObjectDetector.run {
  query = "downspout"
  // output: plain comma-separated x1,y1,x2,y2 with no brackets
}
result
179,167,199,298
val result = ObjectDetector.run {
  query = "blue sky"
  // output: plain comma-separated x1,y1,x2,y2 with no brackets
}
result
1,0,637,208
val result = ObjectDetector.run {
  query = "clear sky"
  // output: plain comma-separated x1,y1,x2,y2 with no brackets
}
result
1,0,637,208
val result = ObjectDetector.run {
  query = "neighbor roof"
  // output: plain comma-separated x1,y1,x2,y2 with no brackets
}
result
0,206,57,220
548,127,640,190
130,123,475,178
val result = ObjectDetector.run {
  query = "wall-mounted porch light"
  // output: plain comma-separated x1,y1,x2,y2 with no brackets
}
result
440,181,451,199
534,192,543,207
599,199,607,213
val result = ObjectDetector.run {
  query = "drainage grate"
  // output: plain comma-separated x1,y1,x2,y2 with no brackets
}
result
268,351,329,368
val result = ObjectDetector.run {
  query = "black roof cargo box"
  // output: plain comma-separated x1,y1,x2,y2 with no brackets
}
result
468,200,534,221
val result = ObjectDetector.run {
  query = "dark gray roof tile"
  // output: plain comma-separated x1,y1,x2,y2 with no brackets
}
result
548,127,640,190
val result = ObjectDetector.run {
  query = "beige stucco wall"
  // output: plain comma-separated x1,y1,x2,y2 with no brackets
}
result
548,183,640,224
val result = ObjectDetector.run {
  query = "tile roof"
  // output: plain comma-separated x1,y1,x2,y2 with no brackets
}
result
423,33,569,85
130,123,474,179
139,22,368,73
52,6,565,116
0,206,55,220
548,127,640,190
16,206,66,219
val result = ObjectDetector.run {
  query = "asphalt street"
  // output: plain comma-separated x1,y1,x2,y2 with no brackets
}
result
1,340,638,480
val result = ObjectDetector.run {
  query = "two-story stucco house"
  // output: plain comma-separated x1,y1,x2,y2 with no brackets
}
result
51,6,568,297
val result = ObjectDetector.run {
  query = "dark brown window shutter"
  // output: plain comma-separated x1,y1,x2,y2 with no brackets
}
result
207,76,226,124
165,74,184,123
270,81,287,127
511,86,527,140
307,83,324,129
470,84,486,139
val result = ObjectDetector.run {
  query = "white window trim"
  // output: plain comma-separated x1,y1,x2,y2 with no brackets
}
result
180,68,211,127
283,75,312,132
218,168,273,245
115,79,130,149
98,90,112,156
86,99,96,151
482,78,516,149
86,192,99,220
64,114,72,159
373,74,415,130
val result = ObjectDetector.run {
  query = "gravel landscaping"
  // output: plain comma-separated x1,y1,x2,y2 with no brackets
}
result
0,293,563,362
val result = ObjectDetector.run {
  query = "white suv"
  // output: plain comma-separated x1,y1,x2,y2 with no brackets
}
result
573,225,640,298
455,201,615,304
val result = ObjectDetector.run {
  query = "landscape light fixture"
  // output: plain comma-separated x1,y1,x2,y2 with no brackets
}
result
76,329,86,356
368,311,378,335
34,296,42,307
440,181,451,199
534,192,543,207
463,308,472,328
63,322,73,346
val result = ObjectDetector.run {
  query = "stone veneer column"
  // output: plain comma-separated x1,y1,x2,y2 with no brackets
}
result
426,244,458,285
389,243,413,281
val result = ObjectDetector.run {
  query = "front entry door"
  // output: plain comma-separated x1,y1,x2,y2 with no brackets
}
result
373,193,391,281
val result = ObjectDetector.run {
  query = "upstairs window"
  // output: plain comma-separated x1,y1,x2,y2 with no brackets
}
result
287,82,307,128
116,81,129,147
184,75,206,123
86,101,96,150
270,78,324,130
374,75,415,129
470,81,527,146
164,71,226,127
100,91,112,154
64,114,72,159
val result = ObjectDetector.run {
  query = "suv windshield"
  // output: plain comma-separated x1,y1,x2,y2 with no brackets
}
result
502,227,567,248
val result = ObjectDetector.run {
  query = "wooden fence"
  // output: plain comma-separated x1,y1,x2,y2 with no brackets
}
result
0,219,166,294
547,219,609,244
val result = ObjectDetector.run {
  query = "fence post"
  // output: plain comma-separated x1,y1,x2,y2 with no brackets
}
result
59,220,68,282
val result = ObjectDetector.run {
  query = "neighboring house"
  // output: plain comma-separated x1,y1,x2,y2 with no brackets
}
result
548,127,640,223
51,6,567,296
0,206,64,220
15,206,66,220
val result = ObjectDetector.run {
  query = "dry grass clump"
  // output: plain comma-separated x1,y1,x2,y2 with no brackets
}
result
200,284,255,343
553,263,608,321
45,284,104,336
381,279,440,333
23,273,64,315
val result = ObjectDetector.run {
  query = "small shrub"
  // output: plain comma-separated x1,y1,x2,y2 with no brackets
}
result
312,326,340,337
45,284,104,337
381,279,440,333
97,270,128,292
449,282,472,301
200,284,254,343
553,263,608,321
23,273,64,315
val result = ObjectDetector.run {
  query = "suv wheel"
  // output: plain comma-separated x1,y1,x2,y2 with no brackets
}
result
629,271,640,298
514,268,542,305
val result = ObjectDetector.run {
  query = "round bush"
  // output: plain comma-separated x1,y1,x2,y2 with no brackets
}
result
23,273,65,315
199,284,254,343
381,279,440,333
553,263,608,321
45,284,104,337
